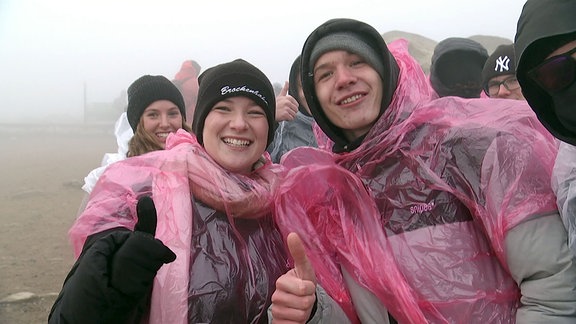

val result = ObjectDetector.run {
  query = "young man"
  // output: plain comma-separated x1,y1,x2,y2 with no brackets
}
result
481,44,525,100
270,18,576,323
515,0,576,256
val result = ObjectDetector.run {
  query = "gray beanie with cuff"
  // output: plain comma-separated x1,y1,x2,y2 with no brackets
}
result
309,32,385,79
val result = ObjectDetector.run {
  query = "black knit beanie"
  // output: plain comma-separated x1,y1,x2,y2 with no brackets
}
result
126,75,186,131
481,44,516,89
193,59,276,147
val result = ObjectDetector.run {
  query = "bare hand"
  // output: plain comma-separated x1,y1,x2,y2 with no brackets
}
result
275,81,299,122
271,233,317,323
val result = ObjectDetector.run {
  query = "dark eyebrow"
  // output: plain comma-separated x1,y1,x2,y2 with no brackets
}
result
313,61,331,75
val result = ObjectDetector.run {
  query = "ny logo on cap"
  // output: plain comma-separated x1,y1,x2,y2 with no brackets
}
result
494,56,510,72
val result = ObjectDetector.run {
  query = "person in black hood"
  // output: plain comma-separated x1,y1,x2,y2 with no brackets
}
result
270,18,576,323
515,0,576,145
299,19,400,153
430,37,489,98
515,0,576,258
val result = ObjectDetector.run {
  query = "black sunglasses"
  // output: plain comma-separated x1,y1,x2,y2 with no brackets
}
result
527,46,576,93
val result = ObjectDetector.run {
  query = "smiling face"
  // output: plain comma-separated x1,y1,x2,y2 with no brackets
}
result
141,100,184,148
313,50,383,141
202,96,269,174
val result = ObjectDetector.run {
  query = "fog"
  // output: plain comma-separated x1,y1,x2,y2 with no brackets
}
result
0,0,526,123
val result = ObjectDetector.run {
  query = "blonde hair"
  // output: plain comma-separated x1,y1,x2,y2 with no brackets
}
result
127,118,192,157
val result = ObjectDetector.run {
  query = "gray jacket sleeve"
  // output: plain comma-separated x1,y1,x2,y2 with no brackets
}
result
505,212,576,323
269,122,286,163
267,284,351,324
341,267,390,324
551,142,576,255
305,284,352,324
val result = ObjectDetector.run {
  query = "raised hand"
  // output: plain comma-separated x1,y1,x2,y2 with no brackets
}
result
275,81,299,122
48,196,177,323
271,232,317,323
110,196,176,298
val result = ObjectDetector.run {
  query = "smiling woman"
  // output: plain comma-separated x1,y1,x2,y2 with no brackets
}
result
48,58,289,324
125,75,191,157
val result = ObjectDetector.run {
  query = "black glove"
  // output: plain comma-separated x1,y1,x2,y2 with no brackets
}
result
50,229,131,324
110,196,176,298
49,196,175,324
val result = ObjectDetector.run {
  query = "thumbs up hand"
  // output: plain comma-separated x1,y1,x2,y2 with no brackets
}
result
110,196,176,298
275,81,299,122
288,232,317,285
271,233,317,323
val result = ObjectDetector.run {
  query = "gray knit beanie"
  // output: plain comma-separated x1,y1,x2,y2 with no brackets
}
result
309,32,385,79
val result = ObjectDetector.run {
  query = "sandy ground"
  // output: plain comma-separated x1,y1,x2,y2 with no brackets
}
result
0,124,117,323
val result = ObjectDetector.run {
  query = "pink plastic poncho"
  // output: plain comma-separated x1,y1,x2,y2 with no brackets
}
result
69,130,285,324
274,39,559,323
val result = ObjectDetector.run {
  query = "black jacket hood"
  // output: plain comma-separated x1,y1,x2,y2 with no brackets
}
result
288,55,311,117
515,0,576,144
429,37,488,98
300,18,399,152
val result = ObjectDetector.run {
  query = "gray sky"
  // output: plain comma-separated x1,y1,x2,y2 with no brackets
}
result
0,0,526,123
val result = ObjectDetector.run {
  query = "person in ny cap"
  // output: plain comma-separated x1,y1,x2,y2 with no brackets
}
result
515,0,576,257
429,37,489,98
482,44,524,100
49,59,291,323
270,18,576,323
